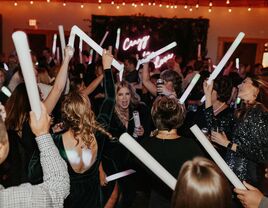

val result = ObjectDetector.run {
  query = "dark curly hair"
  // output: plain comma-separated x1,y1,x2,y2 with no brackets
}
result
151,96,185,131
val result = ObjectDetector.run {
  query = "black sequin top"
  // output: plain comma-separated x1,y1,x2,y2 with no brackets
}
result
226,106,268,184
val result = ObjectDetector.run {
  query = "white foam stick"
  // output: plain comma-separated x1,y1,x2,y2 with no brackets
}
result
1,86,11,97
115,28,121,50
201,32,245,102
100,31,109,47
68,25,124,73
262,52,268,68
133,111,141,127
236,58,239,69
179,73,201,104
190,125,246,189
58,25,66,60
12,31,41,119
79,38,83,64
136,42,177,70
106,169,136,182
119,133,177,190
88,49,93,65
52,33,57,57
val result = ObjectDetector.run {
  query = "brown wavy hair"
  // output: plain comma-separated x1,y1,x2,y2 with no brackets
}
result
61,92,111,148
171,157,232,208
5,83,31,134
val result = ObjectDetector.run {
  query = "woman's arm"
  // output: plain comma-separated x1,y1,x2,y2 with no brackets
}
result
44,46,73,114
81,74,104,96
142,63,157,96
97,50,115,127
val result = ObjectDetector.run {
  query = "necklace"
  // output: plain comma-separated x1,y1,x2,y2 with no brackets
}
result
213,102,226,114
156,129,180,140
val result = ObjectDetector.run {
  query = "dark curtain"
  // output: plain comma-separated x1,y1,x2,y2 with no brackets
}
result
91,15,209,65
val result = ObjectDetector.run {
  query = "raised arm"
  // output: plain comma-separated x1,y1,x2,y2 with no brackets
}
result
81,74,104,96
142,63,157,96
44,46,74,114
97,49,115,127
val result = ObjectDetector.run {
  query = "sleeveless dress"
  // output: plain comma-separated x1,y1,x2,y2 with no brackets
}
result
53,133,105,208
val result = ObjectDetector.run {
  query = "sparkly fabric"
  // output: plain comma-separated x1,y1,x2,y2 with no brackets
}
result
226,107,268,184
204,106,235,138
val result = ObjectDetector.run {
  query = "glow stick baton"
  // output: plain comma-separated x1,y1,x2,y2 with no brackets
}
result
236,58,239,69
115,28,121,50
52,33,57,57
88,49,93,65
106,169,136,182
100,31,109,47
190,124,246,189
119,133,177,190
79,38,83,64
197,43,201,60
201,32,245,102
179,73,201,104
1,86,11,97
136,42,177,70
3,63,9,71
12,31,41,119
68,25,124,73
56,47,60,63
58,25,66,60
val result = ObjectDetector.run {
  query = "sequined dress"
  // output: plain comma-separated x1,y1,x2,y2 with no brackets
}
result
226,107,268,185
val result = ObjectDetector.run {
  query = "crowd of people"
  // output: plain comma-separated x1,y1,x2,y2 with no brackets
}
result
0,44,268,208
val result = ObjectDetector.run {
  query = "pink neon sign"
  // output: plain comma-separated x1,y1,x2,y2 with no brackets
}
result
122,35,150,51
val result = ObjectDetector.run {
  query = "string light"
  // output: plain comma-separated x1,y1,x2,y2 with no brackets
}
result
80,3,84,8
166,4,169,8
111,0,114,5
148,2,151,6
159,3,162,7
63,1,66,6
209,1,212,7
98,0,101,3
14,1,18,6
152,1,156,6
228,8,232,12
30,1,34,4
116,5,120,9
98,4,101,9
122,1,125,5
208,7,212,12
226,0,230,4
189,7,193,12
248,7,252,11
184,4,187,9
195,0,199,8
140,2,144,6
132,2,135,6
47,0,50,3
174,5,177,8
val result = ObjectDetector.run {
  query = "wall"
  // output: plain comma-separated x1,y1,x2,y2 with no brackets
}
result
1,1,268,63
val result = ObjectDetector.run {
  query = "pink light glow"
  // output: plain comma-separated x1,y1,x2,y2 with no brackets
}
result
122,35,150,51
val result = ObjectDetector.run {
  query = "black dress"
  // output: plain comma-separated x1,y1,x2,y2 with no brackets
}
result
140,136,205,208
53,133,105,208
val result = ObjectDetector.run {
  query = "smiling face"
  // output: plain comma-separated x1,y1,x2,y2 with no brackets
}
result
116,87,131,109
238,77,259,103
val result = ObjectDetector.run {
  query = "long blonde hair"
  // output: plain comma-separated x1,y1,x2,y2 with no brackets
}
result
61,92,111,148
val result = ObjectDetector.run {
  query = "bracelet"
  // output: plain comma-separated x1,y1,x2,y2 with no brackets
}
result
227,141,233,149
